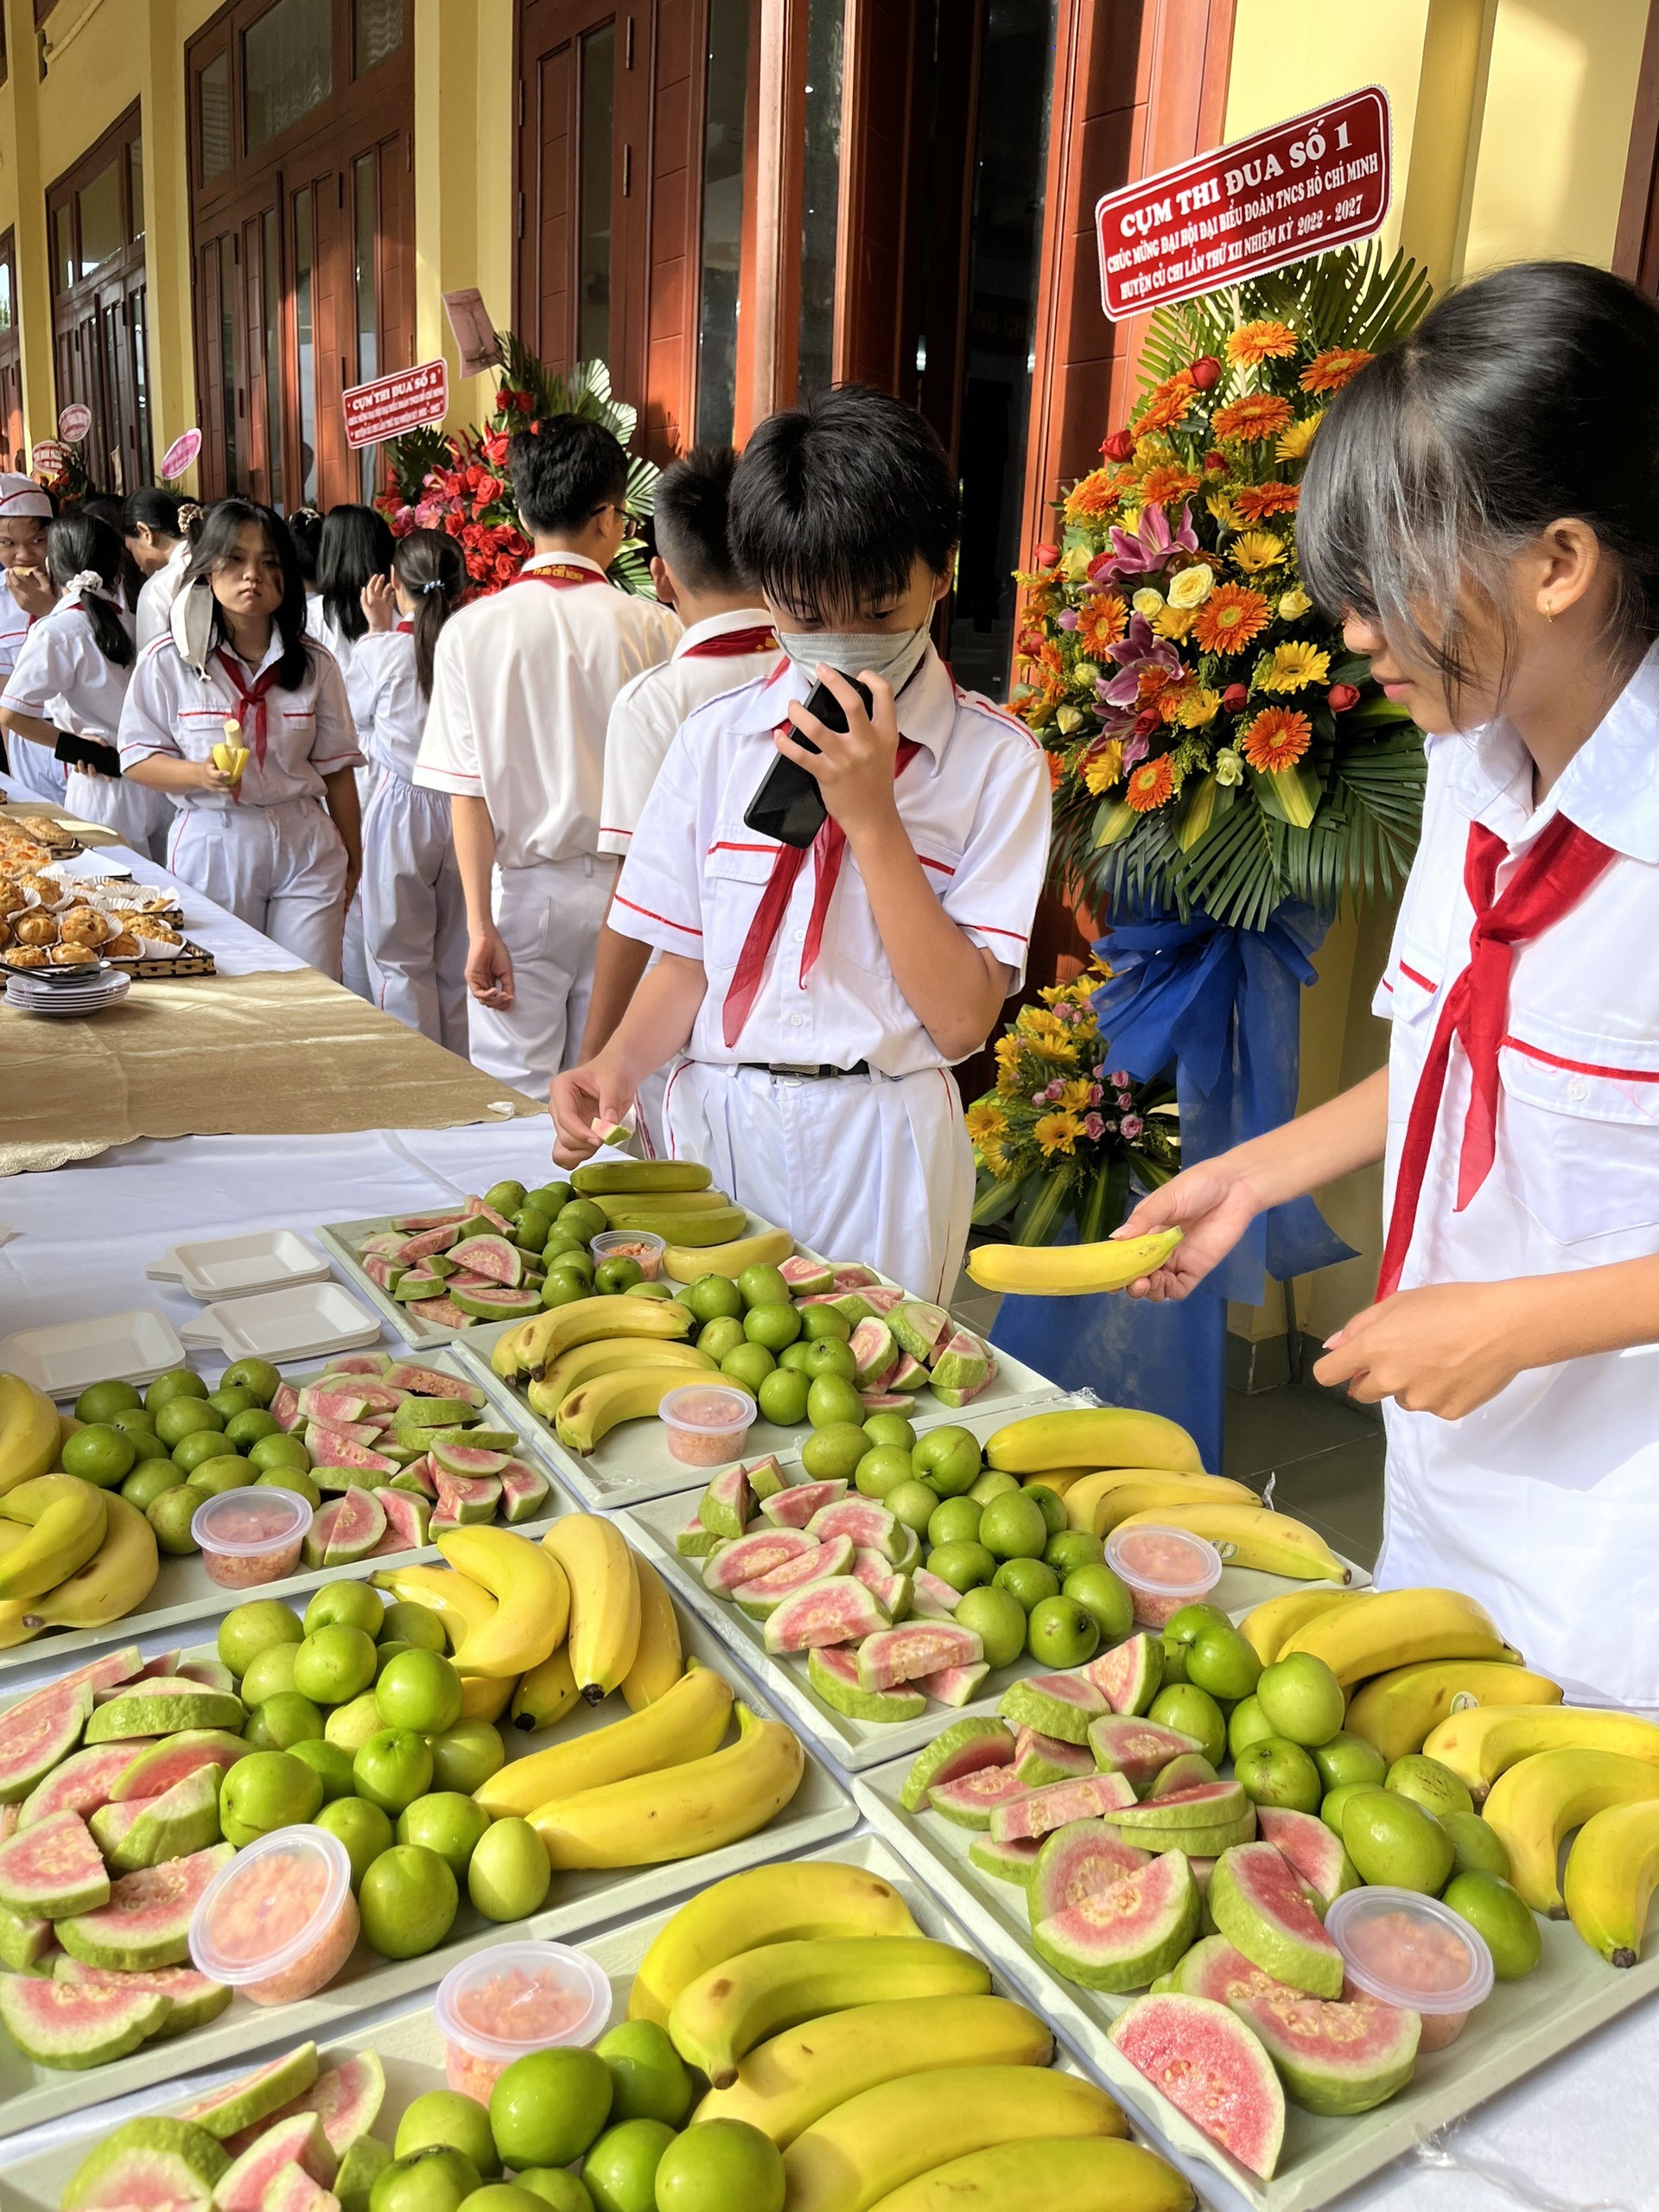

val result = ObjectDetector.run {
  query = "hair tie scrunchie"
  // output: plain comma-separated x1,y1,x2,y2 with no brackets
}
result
64,568,114,602
420,578,447,594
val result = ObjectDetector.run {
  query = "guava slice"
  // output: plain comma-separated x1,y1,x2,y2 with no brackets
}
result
0,1808,111,1917
497,1460,550,1523
1109,1993,1286,2179
849,1319,897,1389
849,1558,911,1622
101,1767,222,1873
306,1431,398,1478
251,2051,386,2157
1232,1979,1422,2116
451,1236,524,1287
1162,1934,1280,2005
323,1351,396,1374
1254,1806,1362,1905
1109,1813,1257,1858
1084,1632,1165,1717
1147,1754,1219,1801
321,1488,388,1566
111,1733,247,1804
733,1536,855,1617
859,1392,916,1414
90,1798,152,1859
333,2140,390,2212
966,1833,1043,1885
1028,1817,1153,1923
263,2171,340,2212
372,1489,430,1555
430,1470,501,1527
1012,1727,1095,1787
86,1690,245,1745
807,1645,926,1725
1111,1780,1249,1835
858,1623,984,1694
761,1576,890,1655
998,1673,1107,1745
698,1465,754,1541
55,1958,232,2036
808,1499,906,1563
18,1739,155,1829
900,1715,1014,1811
676,1518,721,1558
779,1255,834,1295
1087,1713,1204,1790
0,1970,170,2068
909,1568,962,1622
270,1384,302,1431
213,2115,338,2212
296,1387,370,1424
64,1649,146,1695
929,1329,991,1396
0,1899,52,1970
58,1843,235,1971
179,2044,322,2139
927,1767,1033,1830
1210,1841,1344,1999
759,1480,847,1529
702,1527,818,1594
887,1354,930,1394
0,1680,94,1803
917,1661,989,1707
1033,1847,1201,1994
988,1770,1138,1844
742,1455,785,1502
383,1366,484,1404
63,2116,230,2208
890,1300,950,1362
176,1661,237,1694
390,1457,437,1499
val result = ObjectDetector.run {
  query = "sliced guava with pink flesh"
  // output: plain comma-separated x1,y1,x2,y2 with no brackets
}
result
807,1644,925,1725
829,1262,880,1289
703,1528,818,1594
927,1766,1033,1830
383,1365,485,1403
0,1969,170,2068
697,1465,754,1542
0,1808,111,1917
1028,1818,1153,1924
405,1298,472,1329
967,1832,1043,1885
1210,1841,1344,1999
901,1715,1014,1811
127,1653,182,1685
1162,1934,1281,2004
1033,1846,1201,1993
1110,1993,1286,2179
759,1480,847,1529
929,1329,991,1396
1254,1806,1361,1905
448,1285,541,1322
306,1421,384,1450
18,1740,155,1829
390,1458,437,1501
308,1431,398,1477
997,1671,1107,1746
909,1568,962,1622
848,1319,897,1389
55,1958,231,2036
429,1437,509,1478
850,1554,911,1620
917,1661,989,1706
322,1488,388,1567
1012,1728,1095,1787
296,1387,369,1425
371,1490,430,1554
90,1798,152,1859
761,1576,890,1655
178,2044,322,2139
270,1384,302,1431
1230,1977,1421,2116
858,1622,984,1694
262,2170,340,2212
890,1300,950,1362
323,1351,395,1375
251,2052,387,2157
778,1256,834,1294
393,1224,460,1263
58,1842,235,1972
1112,1781,1249,1836
1086,1713,1205,1789
388,1209,465,1234
452,1236,524,1287
63,2116,230,2209
808,1499,906,1563
60,1649,146,1697
99,1766,223,1873
858,1393,916,1414
0,1899,52,1969
0,1680,94,1804
733,1536,855,1617
989,1770,1137,1844
1147,1753,1219,1801
213,2114,338,2212
175,1660,236,1694
430,1470,501,1527
1084,1632,1165,1717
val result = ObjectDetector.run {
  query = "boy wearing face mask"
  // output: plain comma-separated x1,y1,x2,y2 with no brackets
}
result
550,387,1051,1300
0,474,64,800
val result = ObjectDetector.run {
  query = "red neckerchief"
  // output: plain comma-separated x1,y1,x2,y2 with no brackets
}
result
517,563,607,591
721,736,924,1047
395,619,413,632
683,626,778,659
1377,812,1618,1298
214,648,283,771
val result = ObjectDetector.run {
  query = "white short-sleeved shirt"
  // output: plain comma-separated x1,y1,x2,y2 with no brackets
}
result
135,540,190,651
610,644,1051,1077
414,553,680,868
118,628,362,810
0,573,38,688
598,607,779,857
1,594,133,740
351,625,429,782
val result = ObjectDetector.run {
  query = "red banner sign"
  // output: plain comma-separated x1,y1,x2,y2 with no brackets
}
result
1095,87,1391,321
342,359,449,451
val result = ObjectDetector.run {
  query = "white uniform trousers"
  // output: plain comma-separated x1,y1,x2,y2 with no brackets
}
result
338,762,378,1002
67,767,174,866
166,795,348,976
361,769,469,1056
467,855,610,1098
6,740,67,804
660,1059,974,1303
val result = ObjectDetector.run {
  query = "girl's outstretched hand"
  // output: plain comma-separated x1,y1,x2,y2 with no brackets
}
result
1112,1156,1265,1300
1314,1281,1529,1418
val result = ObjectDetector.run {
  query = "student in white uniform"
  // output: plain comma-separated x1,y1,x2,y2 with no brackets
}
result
124,489,194,651
312,505,393,1002
550,386,1052,1300
0,473,63,801
353,529,469,1052
0,514,172,861
416,416,679,1095
119,499,364,975
1115,262,1659,1707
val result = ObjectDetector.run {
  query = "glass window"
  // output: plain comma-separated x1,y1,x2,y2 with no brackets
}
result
245,0,334,153
796,0,843,401
103,306,126,492
129,137,145,242
263,208,284,500
577,22,614,365
294,187,317,505
0,256,14,333
77,159,124,279
51,206,73,296
130,286,153,486
199,52,232,181
695,0,749,448
219,233,240,493
354,0,403,75
353,151,378,499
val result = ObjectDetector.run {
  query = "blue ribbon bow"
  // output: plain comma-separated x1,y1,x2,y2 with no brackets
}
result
1090,902,1355,1305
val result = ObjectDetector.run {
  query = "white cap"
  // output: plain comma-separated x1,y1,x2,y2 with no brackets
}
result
0,473,52,519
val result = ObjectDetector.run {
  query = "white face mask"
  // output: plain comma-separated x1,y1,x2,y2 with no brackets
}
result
776,618,932,698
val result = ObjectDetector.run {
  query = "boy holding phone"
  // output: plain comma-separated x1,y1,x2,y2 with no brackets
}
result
550,387,1050,1298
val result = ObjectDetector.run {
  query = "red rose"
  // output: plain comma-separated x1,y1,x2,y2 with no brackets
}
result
1189,355,1222,391
1221,683,1249,713
443,513,465,537
1204,450,1230,473
1033,542,1061,568
1133,707,1162,738
1328,683,1360,712
1100,429,1135,463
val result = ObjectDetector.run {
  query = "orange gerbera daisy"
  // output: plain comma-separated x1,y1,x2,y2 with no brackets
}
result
1227,319,1299,367
1064,468,1118,522
1137,464,1203,507
1211,392,1294,443
1138,372,1198,435
1076,592,1128,656
1125,756,1176,812
1192,582,1271,656
1241,705,1313,772
1233,480,1301,524
1300,346,1372,394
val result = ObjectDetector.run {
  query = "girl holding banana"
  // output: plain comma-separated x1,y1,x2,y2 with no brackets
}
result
1115,263,1659,1709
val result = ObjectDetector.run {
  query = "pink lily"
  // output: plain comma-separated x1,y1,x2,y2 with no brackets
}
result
1091,500,1199,585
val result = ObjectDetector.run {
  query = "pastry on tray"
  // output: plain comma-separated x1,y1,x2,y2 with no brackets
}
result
48,942,98,965
12,913,57,947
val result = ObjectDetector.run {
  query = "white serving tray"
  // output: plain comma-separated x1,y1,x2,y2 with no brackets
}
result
0,1590,855,2140
149,1230,334,1301
0,1309,188,1396
179,1283,382,1361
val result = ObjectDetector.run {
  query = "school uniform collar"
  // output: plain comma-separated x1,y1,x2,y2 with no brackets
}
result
671,607,775,659
216,628,289,683
522,550,609,582
727,640,957,762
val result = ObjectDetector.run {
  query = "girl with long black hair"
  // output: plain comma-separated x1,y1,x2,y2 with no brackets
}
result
124,487,198,649
313,503,395,999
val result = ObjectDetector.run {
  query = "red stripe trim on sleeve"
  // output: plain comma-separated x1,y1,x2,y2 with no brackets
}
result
918,855,956,876
1380,976,1395,993
1501,1036,1659,1084
614,893,702,937
965,922,1029,944
1399,962,1437,992
599,826,634,839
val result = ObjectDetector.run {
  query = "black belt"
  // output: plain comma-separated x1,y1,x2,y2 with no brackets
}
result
741,1060,871,1080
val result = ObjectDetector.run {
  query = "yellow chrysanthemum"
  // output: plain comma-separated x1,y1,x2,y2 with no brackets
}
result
1260,640,1331,694
1017,1007,1070,1043
1277,411,1323,462
1175,686,1223,729
1153,605,1198,642
964,1100,1008,1142
1057,1078,1096,1114
1206,492,1241,531
1081,737,1124,795
1230,531,1287,575
1034,1111,1084,1157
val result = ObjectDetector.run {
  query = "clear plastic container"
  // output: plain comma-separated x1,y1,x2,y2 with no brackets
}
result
589,1230,666,1281
435,1941,612,2098
1325,1886,1495,2050
191,1486,312,1589
658,1383,756,1466
188,1826,359,2005
1105,1522,1224,1627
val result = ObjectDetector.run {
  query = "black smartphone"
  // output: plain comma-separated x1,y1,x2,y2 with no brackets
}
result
742,674,874,848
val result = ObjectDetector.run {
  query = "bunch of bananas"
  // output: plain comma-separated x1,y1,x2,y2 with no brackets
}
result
965,1228,1184,1297
489,1292,721,1453
211,719,250,782
632,1860,1190,2212
0,1379,162,1648
568,1157,796,1281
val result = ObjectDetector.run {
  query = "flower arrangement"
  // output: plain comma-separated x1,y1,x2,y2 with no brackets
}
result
379,334,658,600
1016,246,1433,931
967,964,1179,1244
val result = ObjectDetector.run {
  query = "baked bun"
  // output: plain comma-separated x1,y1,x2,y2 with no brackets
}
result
13,913,58,947
48,942,97,965
4,945,48,967
0,881,25,917
58,909,109,947
103,931,142,957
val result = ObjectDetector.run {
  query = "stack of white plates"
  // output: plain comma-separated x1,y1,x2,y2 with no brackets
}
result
3,964,130,1015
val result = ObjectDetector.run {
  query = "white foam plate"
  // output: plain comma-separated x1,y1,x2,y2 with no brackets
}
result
0,1307,187,1395
178,1281,383,1360
148,1229,333,1300
41,855,129,879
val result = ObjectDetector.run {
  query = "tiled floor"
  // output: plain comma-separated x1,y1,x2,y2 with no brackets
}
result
1224,1381,1385,1572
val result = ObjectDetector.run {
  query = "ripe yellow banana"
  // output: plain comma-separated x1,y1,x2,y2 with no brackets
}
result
573,1160,714,1195
1344,1659,1563,1765
21,1491,157,1629
620,1554,682,1710
211,740,250,781
1020,1470,1084,1498
663,1226,795,1284
478,1659,733,1817
693,1994,1052,2145
630,1859,923,2026
512,1643,582,1732
1279,1586,1515,1689
1423,1706,1659,1802
556,1368,699,1453
670,1938,992,2088
966,1230,1182,1296
1063,1470,1256,1537
530,1700,802,1872
0,1376,62,1496
985,1407,1202,1476
0,1477,107,1601
1563,1800,1659,1966
491,1295,694,1382
1484,1748,1659,1915
1112,1503,1351,1584
459,1671,517,1723
868,2137,1192,2212
782,2066,1128,2212
1239,1586,1369,1667
542,1514,640,1700
371,1561,498,1650
528,1338,714,1420
436,1526,569,1676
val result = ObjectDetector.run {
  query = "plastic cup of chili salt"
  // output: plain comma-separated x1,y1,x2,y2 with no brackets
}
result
589,1230,666,1281
435,1942,613,2098
658,1383,756,1466
188,1826,359,2005
1105,1522,1224,1628
191,1486,312,1590
1325,1886,1495,2050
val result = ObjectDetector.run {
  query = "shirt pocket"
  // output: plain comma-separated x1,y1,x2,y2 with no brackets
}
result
701,836,781,984
1381,939,1445,1123
279,705,318,762
1497,1032,1659,1245
176,707,228,763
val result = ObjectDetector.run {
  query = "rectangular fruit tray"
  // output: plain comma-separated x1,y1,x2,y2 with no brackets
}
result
854,1757,1659,2212
0,1591,855,2141
626,1477,1365,1773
